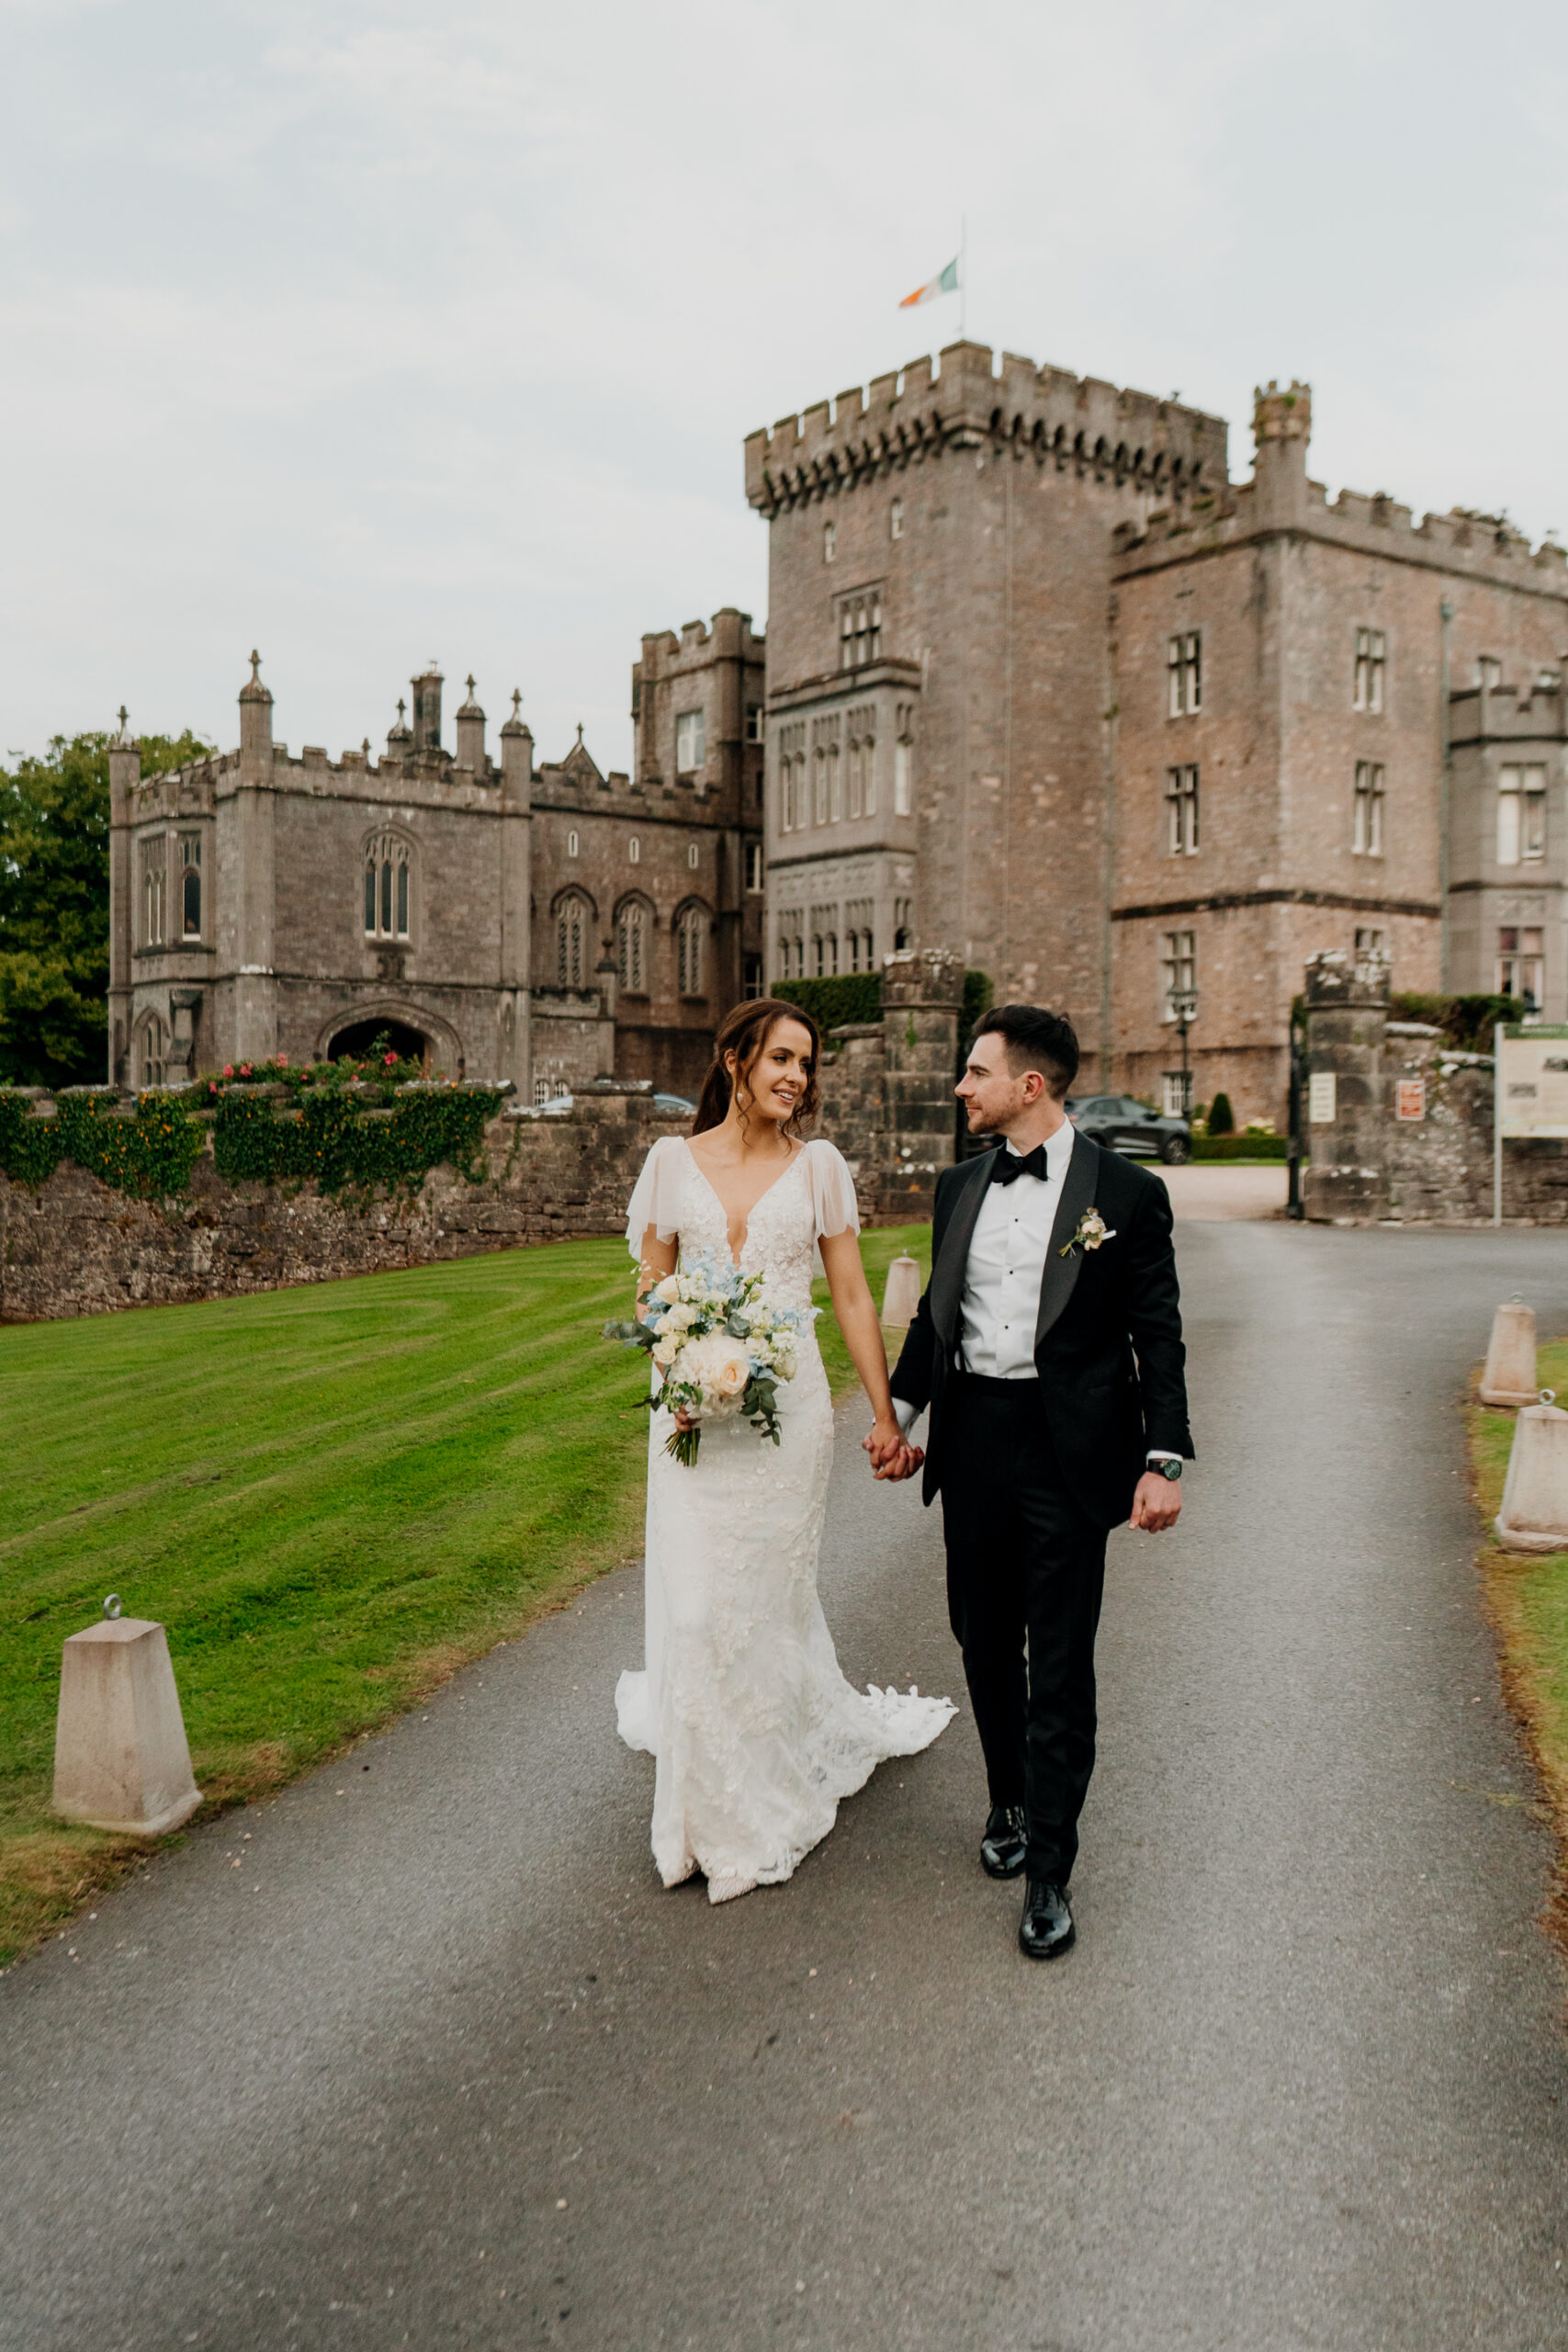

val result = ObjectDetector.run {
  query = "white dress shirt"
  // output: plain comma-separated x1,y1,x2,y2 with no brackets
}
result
960,1120,1077,1378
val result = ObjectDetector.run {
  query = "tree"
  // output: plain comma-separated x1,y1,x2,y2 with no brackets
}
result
1206,1091,1235,1136
0,729,214,1087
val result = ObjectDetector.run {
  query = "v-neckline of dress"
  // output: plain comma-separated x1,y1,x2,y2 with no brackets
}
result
682,1136,806,1265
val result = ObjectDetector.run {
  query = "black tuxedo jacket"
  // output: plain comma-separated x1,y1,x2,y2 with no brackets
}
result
888,1134,1194,1530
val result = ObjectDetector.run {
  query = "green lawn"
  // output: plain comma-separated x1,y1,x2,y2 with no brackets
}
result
0,1221,931,1965
1472,1337,1568,1849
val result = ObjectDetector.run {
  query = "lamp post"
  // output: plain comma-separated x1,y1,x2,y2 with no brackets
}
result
1168,986,1199,1119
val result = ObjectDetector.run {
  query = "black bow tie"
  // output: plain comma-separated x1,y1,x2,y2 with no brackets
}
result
991,1143,1050,1186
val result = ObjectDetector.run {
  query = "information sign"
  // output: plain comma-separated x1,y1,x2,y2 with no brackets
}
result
1394,1079,1426,1122
1496,1025,1568,1138
1308,1071,1337,1125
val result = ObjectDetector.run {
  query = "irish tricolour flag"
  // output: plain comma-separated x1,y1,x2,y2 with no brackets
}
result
898,256,959,310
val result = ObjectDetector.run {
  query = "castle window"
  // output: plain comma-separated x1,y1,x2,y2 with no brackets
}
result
824,521,836,563
135,1016,164,1090
1353,628,1386,713
1165,766,1200,855
890,497,904,540
364,832,412,939
1168,632,1201,717
1497,764,1547,865
894,705,914,816
894,895,913,951
746,842,764,893
814,750,829,826
839,592,883,672
628,836,641,865
745,706,765,743
179,832,201,939
743,953,763,999
140,833,166,947
677,906,706,999
617,899,648,994
1161,930,1196,1020
557,892,592,989
676,710,705,774
1352,763,1384,855
567,830,580,857
1478,656,1502,690
1355,928,1386,958
1498,926,1544,1010
533,1077,557,1106
686,841,700,869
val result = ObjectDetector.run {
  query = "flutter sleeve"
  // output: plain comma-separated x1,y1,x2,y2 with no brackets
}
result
806,1139,862,1241
626,1136,685,1259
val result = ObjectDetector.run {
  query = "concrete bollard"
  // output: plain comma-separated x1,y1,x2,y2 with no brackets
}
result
52,1612,202,1836
1495,1391,1568,1554
1480,1298,1538,1408
881,1253,922,1330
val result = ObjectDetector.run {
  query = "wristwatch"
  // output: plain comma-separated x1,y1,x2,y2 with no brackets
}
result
1147,1457,1182,1482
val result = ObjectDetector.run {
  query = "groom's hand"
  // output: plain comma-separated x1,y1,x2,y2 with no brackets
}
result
1130,1471,1182,1532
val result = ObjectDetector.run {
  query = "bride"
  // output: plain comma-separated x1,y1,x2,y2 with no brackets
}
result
616,997,954,1903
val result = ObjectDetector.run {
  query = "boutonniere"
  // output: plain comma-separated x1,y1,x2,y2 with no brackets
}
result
1060,1207,1117,1259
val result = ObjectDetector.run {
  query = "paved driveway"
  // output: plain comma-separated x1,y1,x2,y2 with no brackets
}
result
4,1227,1568,2350
1156,1159,1290,1218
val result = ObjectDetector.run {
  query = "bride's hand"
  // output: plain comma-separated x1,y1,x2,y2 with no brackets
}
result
673,1407,696,1432
863,1413,906,1470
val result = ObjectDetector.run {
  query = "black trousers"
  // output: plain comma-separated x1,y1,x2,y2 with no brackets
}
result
939,1373,1108,1885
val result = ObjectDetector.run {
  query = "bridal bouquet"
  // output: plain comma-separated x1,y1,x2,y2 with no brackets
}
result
604,1252,813,1466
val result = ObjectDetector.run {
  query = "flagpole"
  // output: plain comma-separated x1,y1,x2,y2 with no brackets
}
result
960,214,967,338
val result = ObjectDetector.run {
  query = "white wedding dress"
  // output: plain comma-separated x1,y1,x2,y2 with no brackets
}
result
615,1135,955,1903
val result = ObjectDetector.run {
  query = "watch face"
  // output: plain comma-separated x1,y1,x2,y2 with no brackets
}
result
1159,1459,1181,1480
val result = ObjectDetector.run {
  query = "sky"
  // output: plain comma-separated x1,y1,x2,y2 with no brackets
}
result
4,0,1567,775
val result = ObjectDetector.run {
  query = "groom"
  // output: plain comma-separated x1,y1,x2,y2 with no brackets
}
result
874,1004,1192,1961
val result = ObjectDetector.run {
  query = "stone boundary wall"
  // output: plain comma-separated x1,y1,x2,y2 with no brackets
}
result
1301,952,1568,1224
1,949,965,1322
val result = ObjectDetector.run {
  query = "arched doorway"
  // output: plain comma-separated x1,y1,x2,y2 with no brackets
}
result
327,1017,429,1067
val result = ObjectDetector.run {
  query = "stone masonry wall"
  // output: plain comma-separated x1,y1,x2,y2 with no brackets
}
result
0,1086,689,1324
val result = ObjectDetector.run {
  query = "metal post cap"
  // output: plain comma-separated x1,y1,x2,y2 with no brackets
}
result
103,1594,122,1620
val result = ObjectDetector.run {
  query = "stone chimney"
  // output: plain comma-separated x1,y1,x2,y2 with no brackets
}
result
1251,379,1311,529
411,662,444,753
239,650,273,774
385,695,413,765
455,674,486,773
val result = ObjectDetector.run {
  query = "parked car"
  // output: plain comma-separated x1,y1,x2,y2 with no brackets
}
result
1066,1094,1190,1163
651,1091,696,1118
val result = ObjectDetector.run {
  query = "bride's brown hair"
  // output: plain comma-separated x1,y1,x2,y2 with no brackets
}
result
692,999,822,1139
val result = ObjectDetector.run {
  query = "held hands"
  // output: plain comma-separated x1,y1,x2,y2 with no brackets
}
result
1130,1470,1182,1533
863,1414,924,1484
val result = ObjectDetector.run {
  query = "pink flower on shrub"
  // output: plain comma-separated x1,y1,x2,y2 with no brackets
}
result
276,1053,288,1067
384,1051,398,1066
240,1062,253,1077
223,1064,234,1078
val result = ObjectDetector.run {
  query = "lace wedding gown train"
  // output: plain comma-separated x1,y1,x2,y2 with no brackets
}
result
615,1135,954,1904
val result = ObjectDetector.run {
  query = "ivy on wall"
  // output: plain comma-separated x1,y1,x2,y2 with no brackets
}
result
0,1084,506,1202
0,1089,205,1197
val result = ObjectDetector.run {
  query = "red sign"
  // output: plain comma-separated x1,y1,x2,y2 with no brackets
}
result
1395,1079,1426,1122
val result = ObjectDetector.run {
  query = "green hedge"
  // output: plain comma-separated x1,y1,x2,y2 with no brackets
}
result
1389,992,1517,1054
775,967,996,1044
0,1084,506,1202
1191,1134,1289,1160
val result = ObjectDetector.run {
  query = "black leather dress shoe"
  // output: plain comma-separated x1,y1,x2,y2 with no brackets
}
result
979,1803,1028,1880
1019,1878,1075,1961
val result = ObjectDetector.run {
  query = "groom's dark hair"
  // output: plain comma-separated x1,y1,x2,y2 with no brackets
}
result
974,1004,1080,1098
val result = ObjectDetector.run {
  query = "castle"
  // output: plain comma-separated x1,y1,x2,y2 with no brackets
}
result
749,344,1568,1118
108,616,765,1102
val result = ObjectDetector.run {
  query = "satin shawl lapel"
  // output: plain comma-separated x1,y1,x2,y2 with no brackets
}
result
930,1152,996,1344
1034,1133,1101,1352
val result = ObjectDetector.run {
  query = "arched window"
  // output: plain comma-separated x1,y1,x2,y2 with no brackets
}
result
891,497,904,540
557,892,592,989
617,899,649,994
686,841,700,869
567,829,580,858
179,832,202,939
364,832,412,940
136,1016,164,1090
139,833,166,947
677,906,707,999
628,836,641,865
824,521,836,563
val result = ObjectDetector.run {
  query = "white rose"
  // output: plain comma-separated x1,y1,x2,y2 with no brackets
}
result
653,1275,682,1303
773,1347,796,1382
682,1333,751,1405
663,1302,695,1331
651,1334,680,1366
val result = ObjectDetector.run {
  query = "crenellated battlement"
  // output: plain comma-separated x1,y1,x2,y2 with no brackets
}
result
1449,679,1568,745
1114,474,1568,596
745,340,1230,516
